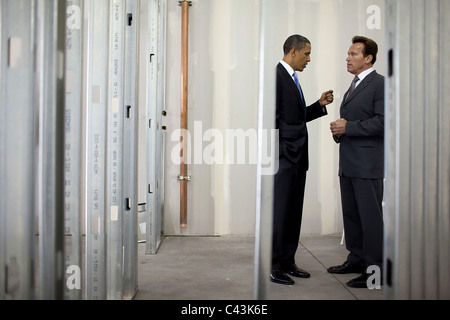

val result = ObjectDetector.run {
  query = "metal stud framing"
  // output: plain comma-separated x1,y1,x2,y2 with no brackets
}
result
254,0,276,301
83,0,142,300
0,0,40,300
1,0,160,300
143,0,166,255
106,0,126,300
64,0,84,300
384,0,450,300
38,0,67,300
122,0,139,301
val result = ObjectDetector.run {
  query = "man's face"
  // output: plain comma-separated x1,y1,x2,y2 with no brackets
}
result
346,43,371,75
293,43,311,72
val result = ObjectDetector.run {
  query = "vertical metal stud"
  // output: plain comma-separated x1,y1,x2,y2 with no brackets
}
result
64,0,84,300
384,0,410,300
85,0,109,300
37,0,67,300
122,0,139,300
254,0,276,300
144,0,166,255
0,0,38,300
106,0,125,300
156,0,167,255
409,0,427,299
423,0,440,300
0,0,4,300
438,0,450,300
146,0,158,254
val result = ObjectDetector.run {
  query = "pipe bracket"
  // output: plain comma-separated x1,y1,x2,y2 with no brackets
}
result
178,1,192,6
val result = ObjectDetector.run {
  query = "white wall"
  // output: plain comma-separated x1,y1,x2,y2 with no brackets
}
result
157,0,385,236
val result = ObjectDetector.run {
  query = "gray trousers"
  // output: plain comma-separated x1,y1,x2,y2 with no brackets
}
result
340,175,384,269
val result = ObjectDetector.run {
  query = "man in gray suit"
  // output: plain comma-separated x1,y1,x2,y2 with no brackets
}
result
328,36,384,288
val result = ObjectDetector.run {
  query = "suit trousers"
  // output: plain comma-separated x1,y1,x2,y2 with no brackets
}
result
340,175,384,269
272,156,307,270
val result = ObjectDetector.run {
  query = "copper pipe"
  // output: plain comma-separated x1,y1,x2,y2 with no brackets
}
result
179,0,191,229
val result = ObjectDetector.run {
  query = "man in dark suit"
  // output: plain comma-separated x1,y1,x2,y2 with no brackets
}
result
328,36,384,288
271,35,334,285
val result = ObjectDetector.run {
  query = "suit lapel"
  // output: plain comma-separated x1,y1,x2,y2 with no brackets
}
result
278,63,304,106
342,71,377,106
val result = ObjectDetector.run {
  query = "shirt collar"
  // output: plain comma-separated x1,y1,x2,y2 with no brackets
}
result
280,60,295,79
355,67,375,85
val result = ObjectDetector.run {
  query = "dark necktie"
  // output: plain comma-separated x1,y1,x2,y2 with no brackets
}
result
346,76,359,101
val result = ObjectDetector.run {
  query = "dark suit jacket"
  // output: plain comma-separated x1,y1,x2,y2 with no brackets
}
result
276,63,328,171
335,70,385,179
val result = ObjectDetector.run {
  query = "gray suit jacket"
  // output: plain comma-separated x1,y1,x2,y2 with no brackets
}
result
335,70,385,179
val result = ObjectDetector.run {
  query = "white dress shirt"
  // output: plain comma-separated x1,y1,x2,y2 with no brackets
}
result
280,60,296,84
354,67,375,88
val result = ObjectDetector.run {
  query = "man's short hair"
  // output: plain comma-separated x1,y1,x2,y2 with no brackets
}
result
283,35,311,55
352,36,378,65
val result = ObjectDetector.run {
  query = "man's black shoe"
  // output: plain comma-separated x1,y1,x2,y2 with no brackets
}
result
346,273,369,288
270,269,294,285
327,261,366,274
347,271,384,289
282,264,310,278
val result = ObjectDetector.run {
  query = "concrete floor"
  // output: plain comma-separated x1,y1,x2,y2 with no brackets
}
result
134,234,384,300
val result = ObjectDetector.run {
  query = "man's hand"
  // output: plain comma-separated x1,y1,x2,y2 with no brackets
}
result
319,90,334,106
330,118,347,137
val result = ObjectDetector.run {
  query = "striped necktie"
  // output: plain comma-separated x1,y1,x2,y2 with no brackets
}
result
346,76,359,101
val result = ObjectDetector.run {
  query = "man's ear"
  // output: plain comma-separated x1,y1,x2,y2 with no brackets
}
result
289,48,297,57
366,54,373,64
